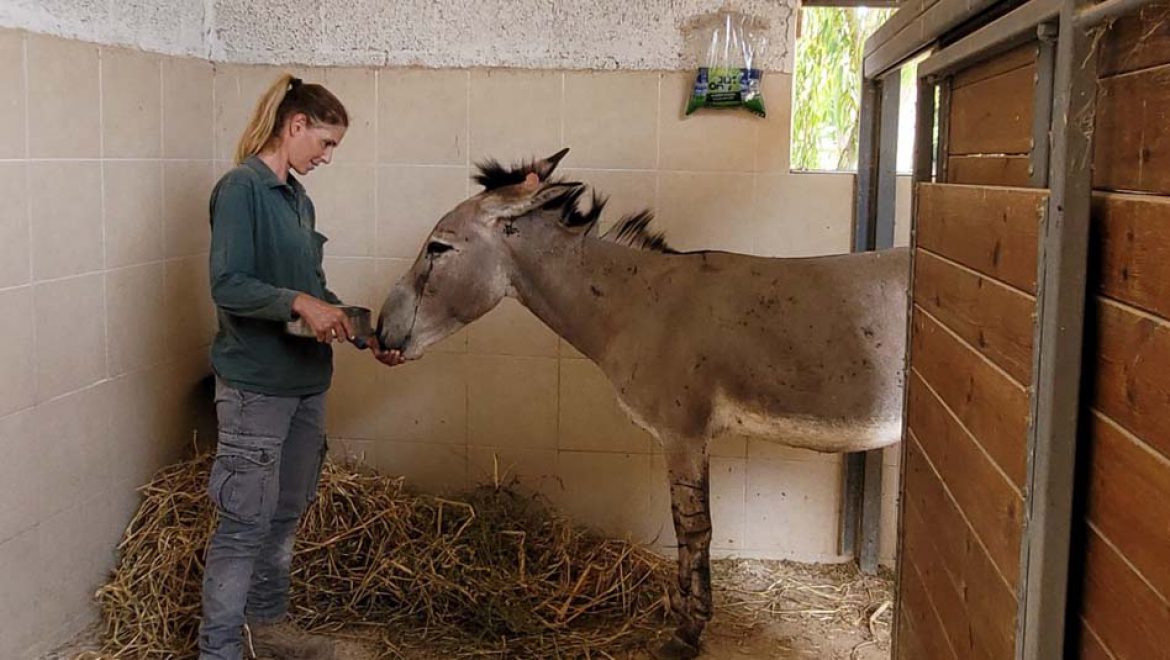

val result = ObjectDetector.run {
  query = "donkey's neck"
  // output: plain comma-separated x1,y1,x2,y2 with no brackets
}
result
506,233,649,363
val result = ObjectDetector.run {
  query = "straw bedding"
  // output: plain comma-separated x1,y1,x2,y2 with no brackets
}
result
76,451,893,659
82,452,672,658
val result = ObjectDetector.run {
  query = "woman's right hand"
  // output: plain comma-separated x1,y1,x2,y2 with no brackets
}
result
291,294,353,343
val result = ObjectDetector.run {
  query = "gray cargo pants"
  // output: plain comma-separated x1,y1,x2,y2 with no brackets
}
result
198,377,328,660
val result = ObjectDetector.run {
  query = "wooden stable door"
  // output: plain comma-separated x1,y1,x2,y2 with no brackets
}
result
897,41,1045,659
896,6,1170,659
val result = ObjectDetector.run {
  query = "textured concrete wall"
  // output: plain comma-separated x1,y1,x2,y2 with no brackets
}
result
0,0,210,57
0,0,796,72
214,0,796,71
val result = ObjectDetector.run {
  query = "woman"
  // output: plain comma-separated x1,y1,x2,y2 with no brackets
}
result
201,74,403,660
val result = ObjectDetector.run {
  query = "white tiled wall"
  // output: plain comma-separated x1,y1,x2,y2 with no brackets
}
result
0,30,217,658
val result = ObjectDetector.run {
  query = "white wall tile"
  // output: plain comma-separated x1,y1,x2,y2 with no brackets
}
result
0,287,35,417
0,410,38,543
373,440,467,494
0,163,30,288
745,459,843,559
467,298,559,358
34,274,106,402
467,355,557,450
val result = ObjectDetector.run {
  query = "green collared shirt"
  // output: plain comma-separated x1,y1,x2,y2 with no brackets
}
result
208,155,343,397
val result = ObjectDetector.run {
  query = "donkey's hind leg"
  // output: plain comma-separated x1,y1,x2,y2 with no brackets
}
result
656,439,713,660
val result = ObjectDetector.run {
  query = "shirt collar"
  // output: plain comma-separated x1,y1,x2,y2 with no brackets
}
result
243,155,304,194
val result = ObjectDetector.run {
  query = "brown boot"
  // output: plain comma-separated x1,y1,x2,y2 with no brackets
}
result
245,619,336,660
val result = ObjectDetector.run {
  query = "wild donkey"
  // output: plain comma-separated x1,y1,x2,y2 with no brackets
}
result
376,149,909,659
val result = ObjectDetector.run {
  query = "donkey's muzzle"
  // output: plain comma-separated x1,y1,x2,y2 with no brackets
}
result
376,285,417,353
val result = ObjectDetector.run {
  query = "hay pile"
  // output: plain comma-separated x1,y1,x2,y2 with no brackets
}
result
85,452,673,658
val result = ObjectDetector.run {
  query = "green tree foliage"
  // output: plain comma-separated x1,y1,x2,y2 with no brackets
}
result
791,7,895,171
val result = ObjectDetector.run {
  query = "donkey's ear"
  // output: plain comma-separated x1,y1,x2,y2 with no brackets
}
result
533,148,570,180
485,181,583,221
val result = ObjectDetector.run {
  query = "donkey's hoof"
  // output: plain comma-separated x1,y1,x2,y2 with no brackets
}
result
654,635,700,660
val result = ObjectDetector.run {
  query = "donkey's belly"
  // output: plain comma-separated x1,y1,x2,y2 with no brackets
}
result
708,392,902,453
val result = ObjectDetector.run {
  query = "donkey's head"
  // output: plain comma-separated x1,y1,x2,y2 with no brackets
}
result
376,148,595,358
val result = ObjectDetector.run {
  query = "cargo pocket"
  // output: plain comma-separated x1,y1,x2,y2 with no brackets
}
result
208,440,275,524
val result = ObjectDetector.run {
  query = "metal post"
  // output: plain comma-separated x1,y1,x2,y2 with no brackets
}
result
935,78,952,182
1018,0,1097,657
860,446,884,573
859,69,903,575
1030,23,1058,187
853,78,882,251
839,452,864,555
842,73,883,562
875,70,902,250
915,78,939,186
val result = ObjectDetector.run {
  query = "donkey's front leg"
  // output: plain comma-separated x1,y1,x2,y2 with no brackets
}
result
657,441,713,660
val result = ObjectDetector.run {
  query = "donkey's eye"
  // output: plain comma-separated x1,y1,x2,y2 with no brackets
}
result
426,241,454,256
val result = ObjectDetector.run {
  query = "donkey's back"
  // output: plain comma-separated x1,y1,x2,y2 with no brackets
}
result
602,247,910,453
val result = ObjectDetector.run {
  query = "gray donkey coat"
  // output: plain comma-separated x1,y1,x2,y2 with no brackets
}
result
377,149,909,659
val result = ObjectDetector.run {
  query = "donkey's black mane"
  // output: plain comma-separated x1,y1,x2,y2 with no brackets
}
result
472,158,538,191
604,210,674,253
473,157,676,254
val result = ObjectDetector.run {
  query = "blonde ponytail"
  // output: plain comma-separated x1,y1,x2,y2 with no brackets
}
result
233,73,349,164
235,74,295,164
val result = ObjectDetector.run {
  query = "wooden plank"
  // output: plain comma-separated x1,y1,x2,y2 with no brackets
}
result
914,249,1036,385
953,41,1039,89
1079,525,1170,660
903,436,1018,659
916,184,1046,294
866,0,940,57
910,308,1029,487
1093,70,1147,193
803,0,901,6
864,0,998,77
894,606,925,660
901,498,969,658
949,63,1037,156
915,0,1058,82
1098,4,1170,77
1084,411,1170,601
898,555,960,660
1092,298,1170,462
907,371,1024,584
1074,620,1115,660
1094,63,1170,195
1092,192,1170,321
948,155,1033,187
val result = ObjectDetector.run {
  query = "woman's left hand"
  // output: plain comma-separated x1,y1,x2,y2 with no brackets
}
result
370,345,406,367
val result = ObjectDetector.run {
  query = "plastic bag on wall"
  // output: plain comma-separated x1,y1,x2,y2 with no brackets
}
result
686,10,769,117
